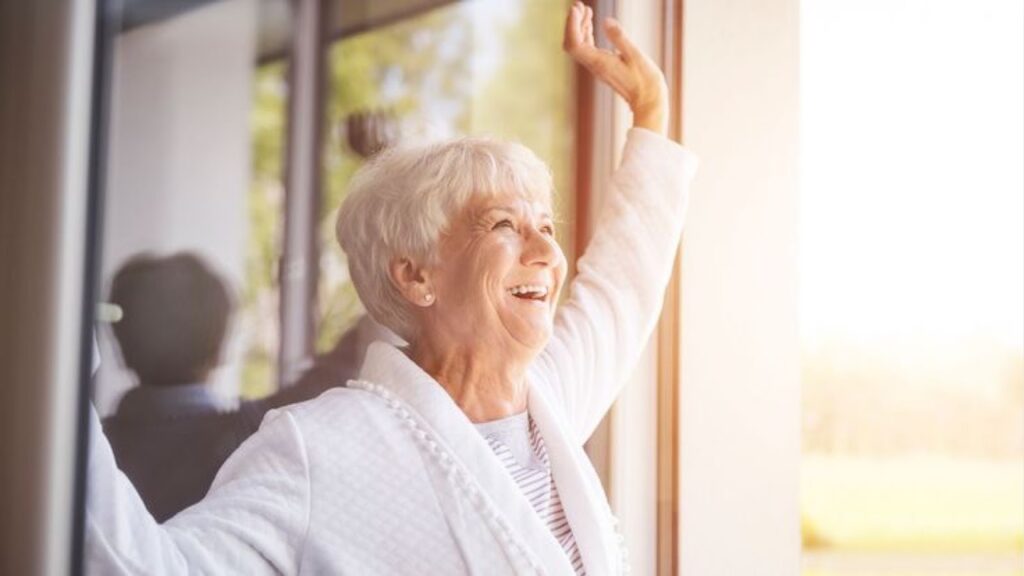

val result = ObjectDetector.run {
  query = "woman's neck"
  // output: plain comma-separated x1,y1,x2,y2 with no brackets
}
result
409,338,529,423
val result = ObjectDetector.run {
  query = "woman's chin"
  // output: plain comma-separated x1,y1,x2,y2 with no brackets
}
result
506,324,552,354
498,302,554,353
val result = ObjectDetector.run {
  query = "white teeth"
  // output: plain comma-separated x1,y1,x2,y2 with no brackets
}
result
508,284,549,297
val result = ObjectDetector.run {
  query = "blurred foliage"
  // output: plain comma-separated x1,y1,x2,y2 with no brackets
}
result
241,63,287,398
317,7,473,353
246,63,287,308
469,0,574,244
802,337,1023,458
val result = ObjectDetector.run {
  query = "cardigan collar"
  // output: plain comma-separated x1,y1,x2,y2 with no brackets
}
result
358,342,618,575
527,382,620,575
358,342,576,574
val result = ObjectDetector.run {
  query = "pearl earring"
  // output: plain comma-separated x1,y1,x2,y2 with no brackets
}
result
423,293,434,304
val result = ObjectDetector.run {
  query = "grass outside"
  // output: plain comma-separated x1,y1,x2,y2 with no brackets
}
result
802,454,1023,576
802,551,1024,576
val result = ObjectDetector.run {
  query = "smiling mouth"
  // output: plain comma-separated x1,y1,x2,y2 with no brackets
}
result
507,284,550,302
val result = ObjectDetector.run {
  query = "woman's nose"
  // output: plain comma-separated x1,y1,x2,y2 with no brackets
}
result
521,226,563,268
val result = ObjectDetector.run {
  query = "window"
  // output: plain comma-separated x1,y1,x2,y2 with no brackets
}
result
242,62,289,399
95,0,278,413
800,0,1024,573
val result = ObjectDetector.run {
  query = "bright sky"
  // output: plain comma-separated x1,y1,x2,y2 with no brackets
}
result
800,0,1024,349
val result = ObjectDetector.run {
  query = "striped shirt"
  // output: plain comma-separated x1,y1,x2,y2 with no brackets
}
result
475,412,585,574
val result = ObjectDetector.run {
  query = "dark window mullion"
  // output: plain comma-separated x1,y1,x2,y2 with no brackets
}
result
278,0,328,389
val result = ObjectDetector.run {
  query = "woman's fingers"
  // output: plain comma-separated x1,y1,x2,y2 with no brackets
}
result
562,3,669,132
564,2,617,73
603,17,641,63
563,2,588,53
562,2,650,106
583,5,594,46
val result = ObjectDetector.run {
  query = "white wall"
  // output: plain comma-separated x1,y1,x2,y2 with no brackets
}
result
679,0,801,573
95,0,256,415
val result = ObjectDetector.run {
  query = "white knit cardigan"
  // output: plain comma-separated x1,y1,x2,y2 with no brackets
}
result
84,128,697,575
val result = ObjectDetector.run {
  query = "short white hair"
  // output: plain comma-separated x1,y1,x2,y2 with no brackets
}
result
335,136,555,341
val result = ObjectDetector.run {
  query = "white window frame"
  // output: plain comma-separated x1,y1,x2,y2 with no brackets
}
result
678,0,801,573
585,0,802,574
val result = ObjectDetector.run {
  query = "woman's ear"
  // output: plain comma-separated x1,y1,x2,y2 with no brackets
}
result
389,257,435,307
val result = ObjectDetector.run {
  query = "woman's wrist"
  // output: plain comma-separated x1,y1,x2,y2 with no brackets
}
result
631,83,670,135
632,105,668,135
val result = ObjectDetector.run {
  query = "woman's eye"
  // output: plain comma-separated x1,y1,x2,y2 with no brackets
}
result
541,225,555,237
492,219,515,231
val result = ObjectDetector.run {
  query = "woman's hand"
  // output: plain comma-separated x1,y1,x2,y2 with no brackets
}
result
563,1,669,134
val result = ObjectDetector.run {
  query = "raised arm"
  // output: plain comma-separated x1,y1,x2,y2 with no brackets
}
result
84,405,310,574
530,4,697,442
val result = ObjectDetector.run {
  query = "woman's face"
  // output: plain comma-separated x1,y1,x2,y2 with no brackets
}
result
426,189,567,355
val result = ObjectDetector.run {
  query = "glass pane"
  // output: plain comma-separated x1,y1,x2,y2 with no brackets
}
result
241,62,288,399
800,0,1024,573
90,0,291,525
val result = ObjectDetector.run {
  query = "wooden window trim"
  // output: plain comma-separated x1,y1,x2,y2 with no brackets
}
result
656,1,685,573
572,1,686,573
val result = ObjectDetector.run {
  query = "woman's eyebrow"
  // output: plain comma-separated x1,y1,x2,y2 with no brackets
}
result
479,206,553,220
482,206,517,214
477,206,518,219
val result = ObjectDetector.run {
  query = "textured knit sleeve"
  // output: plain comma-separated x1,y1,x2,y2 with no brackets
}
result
531,128,698,443
84,405,311,574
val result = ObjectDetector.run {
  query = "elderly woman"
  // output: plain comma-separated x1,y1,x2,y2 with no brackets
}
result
85,4,698,575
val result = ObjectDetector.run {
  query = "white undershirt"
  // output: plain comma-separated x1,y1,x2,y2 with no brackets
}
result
475,412,585,574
